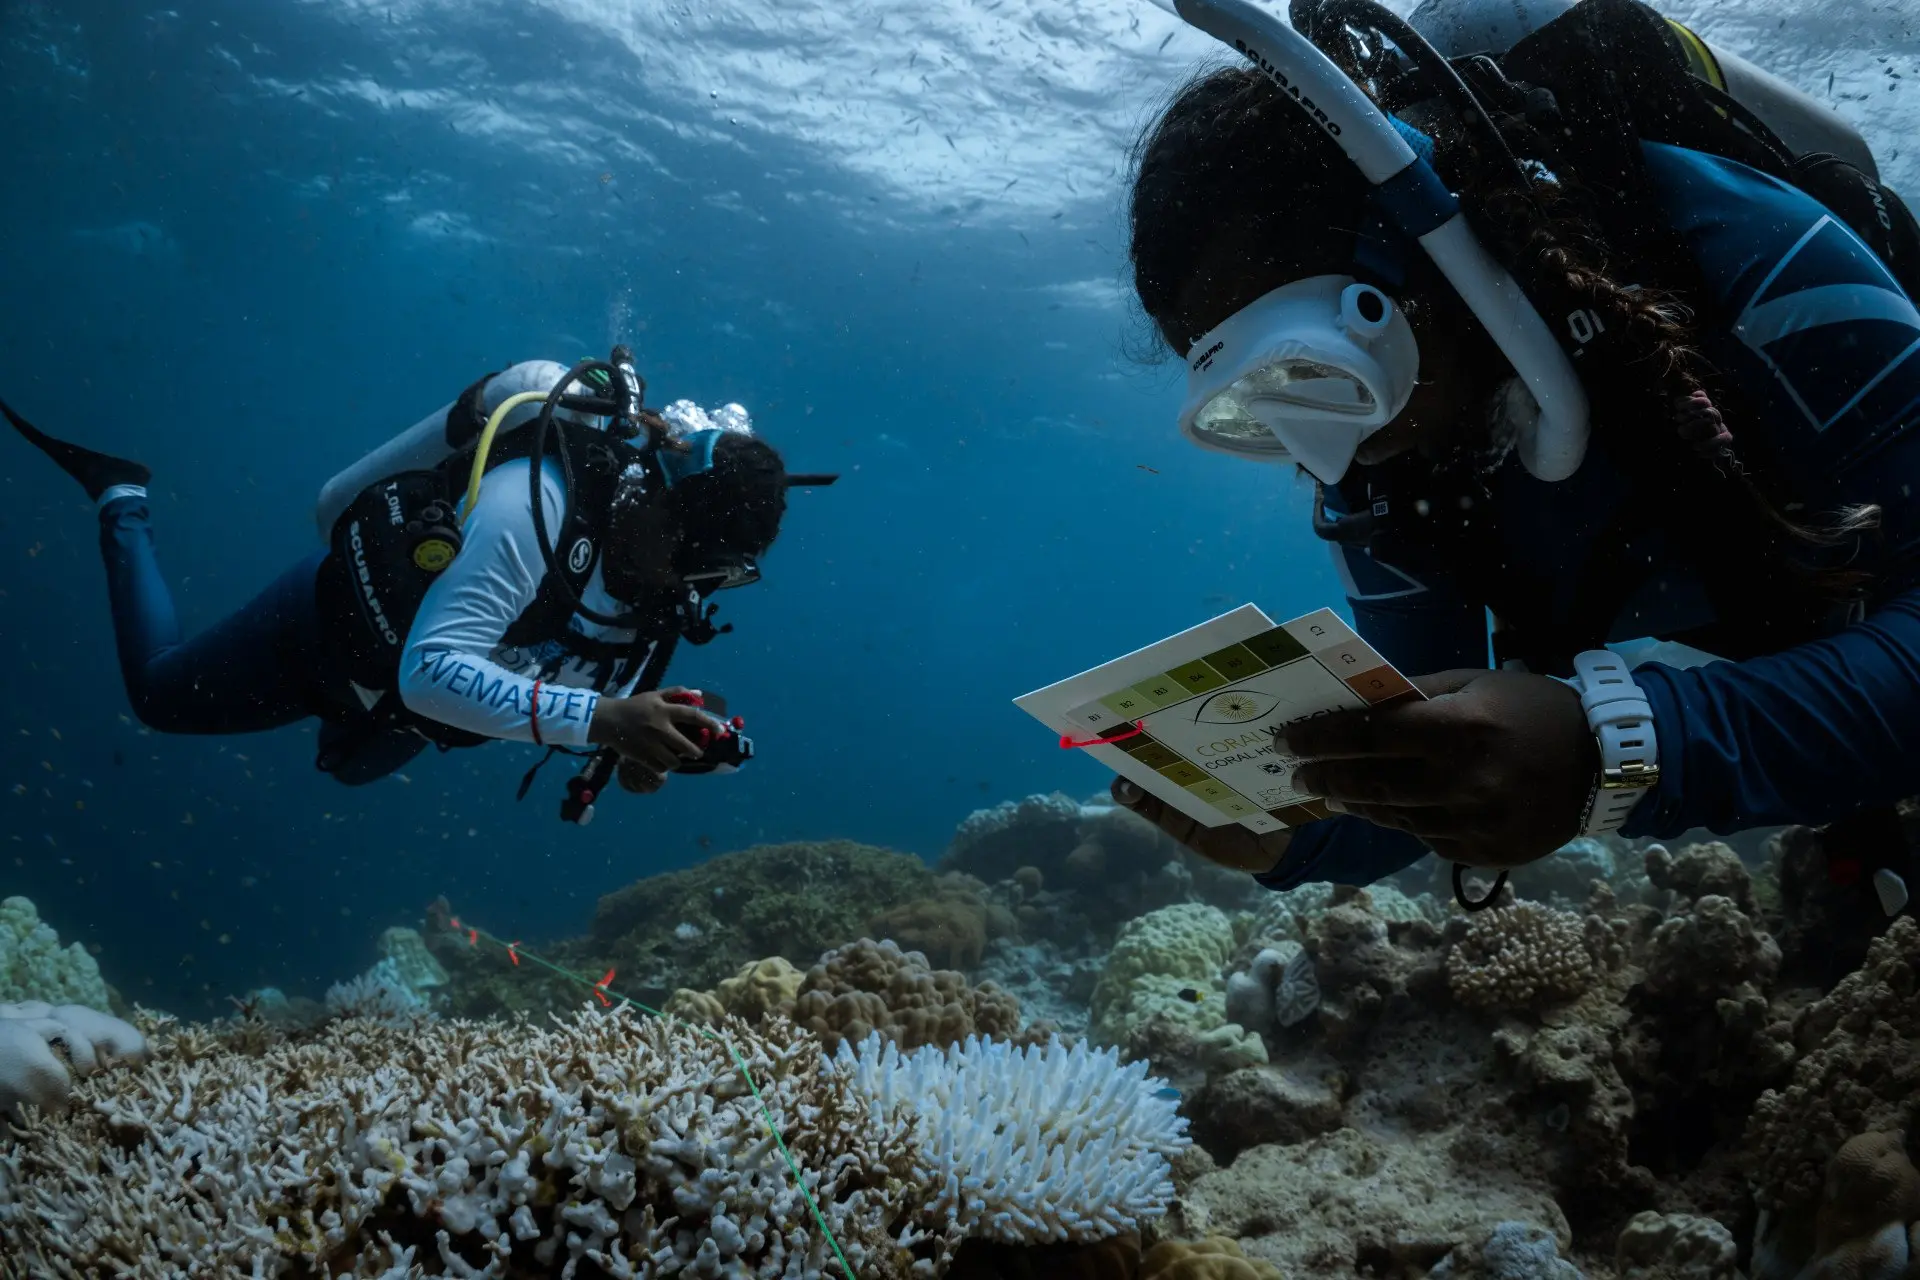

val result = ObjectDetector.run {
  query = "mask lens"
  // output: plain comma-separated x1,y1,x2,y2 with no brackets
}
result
1237,359,1377,414
681,555,760,591
1190,394,1283,452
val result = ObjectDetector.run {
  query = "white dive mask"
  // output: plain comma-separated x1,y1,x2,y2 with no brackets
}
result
1177,275,1419,484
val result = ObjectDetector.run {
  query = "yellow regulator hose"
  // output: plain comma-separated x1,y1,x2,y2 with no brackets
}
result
462,390,551,526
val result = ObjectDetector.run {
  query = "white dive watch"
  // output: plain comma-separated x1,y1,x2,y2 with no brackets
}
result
1565,650,1661,836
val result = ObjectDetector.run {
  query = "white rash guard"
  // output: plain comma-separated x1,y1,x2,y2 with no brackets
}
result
397,457,656,747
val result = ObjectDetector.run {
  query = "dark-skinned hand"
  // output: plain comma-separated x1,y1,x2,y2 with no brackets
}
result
1109,776,1294,875
1286,668,1598,868
589,686,711,791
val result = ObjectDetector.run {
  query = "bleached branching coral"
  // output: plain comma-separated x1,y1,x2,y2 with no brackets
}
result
324,958,434,1024
0,1010,1190,1277
1445,902,1595,1012
835,1032,1190,1246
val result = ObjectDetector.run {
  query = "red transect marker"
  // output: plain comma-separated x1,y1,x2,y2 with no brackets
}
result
507,941,522,967
594,967,617,1006
450,916,462,930
1060,720,1145,749
467,928,478,947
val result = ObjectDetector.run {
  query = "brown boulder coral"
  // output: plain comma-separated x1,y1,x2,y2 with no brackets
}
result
1754,1130,1920,1280
868,876,1000,971
791,937,1026,1052
1140,1237,1284,1280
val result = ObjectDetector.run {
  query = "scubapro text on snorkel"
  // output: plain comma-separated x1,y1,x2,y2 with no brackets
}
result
1233,39,1342,137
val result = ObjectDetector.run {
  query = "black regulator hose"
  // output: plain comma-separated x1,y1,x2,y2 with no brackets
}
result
525,352,658,631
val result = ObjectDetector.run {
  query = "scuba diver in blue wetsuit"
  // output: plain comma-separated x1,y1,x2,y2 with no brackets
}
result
4,350,834,817
1112,0,1920,919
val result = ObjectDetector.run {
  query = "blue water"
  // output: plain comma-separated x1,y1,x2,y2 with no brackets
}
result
0,1,1345,1016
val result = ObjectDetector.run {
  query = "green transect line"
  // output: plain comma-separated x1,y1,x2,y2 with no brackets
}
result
448,918,860,1279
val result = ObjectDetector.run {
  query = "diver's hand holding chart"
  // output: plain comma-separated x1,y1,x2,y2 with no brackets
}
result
1016,606,1421,833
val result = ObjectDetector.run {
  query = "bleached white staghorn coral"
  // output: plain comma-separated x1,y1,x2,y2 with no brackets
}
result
325,957,434,1024
0,1008,1189,1277
835,1031,1190,1248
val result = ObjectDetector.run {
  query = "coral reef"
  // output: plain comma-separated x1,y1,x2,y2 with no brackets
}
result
975,938,1103,1040
1170,1126,1570,1276
1139,1238,1283,1280
1506,838,1619,908
792,938,1027,1052
942,795,1256,939
837,1032,1189,1245
1614,1211,1740,1280
378,925,450,997
716,955,806,1019
0,897,109,1011
0,1008,1187,1277
1446,901,1596,1013
944,793,1088,885
1224,942,1318,1037
867,874,1011,971
1429,1221,1582,1280
1184,1064,1344,1164
434,841,942,1018
0,1002,146,1118
663,941,1036,1055
1090,904,1236,1049
1747,918,1920,1218
325,957,437,1024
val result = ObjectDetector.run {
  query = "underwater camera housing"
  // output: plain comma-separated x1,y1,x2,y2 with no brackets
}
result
560,691,753,826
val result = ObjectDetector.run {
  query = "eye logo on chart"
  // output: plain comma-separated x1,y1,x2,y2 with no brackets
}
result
1192,689,1278,724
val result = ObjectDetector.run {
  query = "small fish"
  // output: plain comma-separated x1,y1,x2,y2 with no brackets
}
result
697,834,714,850
1137,464,1160,474
944,133,957,151
1152,1085,1181,1101
1159,31,1175,52
1176,986,1203,1003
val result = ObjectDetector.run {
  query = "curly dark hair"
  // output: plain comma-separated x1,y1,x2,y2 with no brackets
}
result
670,431,788,557
1127,63,1878,610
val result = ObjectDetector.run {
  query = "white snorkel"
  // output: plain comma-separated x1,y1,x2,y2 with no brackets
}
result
1151,0,1591,482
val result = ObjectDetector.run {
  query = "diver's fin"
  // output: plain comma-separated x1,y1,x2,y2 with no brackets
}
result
1,396,150,501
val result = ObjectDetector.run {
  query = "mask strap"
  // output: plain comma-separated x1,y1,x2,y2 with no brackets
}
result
660,428,724,489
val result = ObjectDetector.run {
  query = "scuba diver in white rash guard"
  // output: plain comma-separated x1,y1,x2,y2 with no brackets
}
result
4,349,835,811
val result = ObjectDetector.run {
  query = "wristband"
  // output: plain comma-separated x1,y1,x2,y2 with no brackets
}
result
1565,650,1660,836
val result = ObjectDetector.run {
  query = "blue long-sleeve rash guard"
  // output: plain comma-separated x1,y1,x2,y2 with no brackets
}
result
1261,141,1920,891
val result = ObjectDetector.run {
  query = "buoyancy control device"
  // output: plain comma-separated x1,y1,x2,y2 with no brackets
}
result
1396,0,1920,302
1291,0,1920,573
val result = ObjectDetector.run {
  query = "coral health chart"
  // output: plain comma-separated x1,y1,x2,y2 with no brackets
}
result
1017,606,1419,834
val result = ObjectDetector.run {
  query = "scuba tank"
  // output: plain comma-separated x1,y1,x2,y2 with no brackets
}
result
1402,0,1920,304
1406,0,1880,178
314,360,599,539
